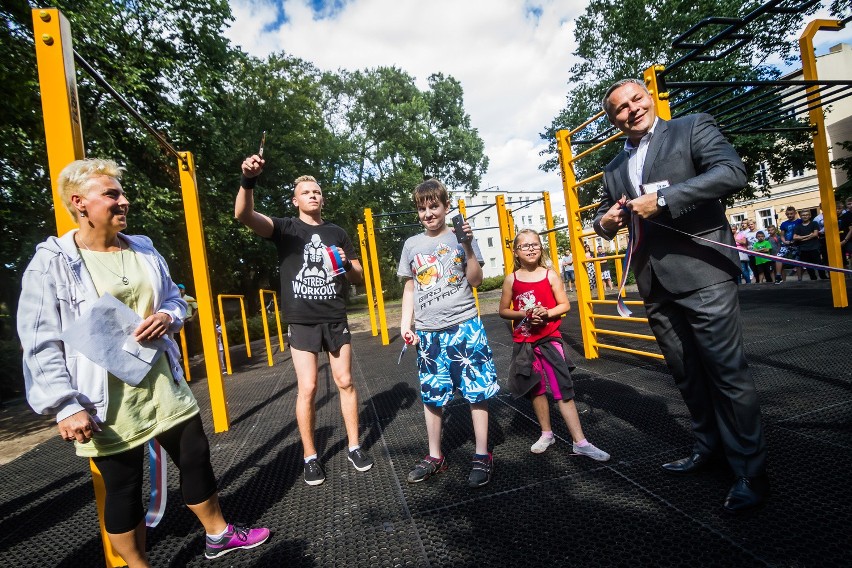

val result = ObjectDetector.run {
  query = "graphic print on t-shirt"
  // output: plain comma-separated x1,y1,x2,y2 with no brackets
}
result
410,243,465,309
413,253,444,290
515,290,539,337
293,233,337,299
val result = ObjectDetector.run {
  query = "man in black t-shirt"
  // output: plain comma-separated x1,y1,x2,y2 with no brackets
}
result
792,209,821,280
235,154,374,486
840,197,852,267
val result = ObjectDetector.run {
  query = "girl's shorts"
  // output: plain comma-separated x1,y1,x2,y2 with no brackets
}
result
415,317,499,407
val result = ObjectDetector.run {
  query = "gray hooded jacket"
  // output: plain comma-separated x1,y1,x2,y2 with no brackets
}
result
17,230,187,423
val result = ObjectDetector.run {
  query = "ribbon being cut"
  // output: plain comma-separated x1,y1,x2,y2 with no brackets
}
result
614,214,852,318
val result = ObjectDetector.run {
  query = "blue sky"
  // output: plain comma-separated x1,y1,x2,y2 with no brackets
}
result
225,1,851,205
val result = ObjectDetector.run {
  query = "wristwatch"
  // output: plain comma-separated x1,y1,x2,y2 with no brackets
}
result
657,193,667,208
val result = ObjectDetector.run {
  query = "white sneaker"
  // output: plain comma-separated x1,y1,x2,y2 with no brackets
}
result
531,435,556,454
572,442,610,462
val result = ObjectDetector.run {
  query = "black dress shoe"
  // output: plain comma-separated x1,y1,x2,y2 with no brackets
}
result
723,476,769,514
661,453,715,475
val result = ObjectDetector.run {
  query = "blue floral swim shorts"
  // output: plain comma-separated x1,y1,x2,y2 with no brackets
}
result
415,317,500,407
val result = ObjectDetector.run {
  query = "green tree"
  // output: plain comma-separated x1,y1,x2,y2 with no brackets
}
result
316,67,488,296
539,0,845,217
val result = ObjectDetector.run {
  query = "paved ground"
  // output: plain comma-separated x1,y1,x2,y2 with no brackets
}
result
1,280,850,567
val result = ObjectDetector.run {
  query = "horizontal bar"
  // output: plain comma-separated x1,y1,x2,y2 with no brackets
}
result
567,110,606,137
667,79,852,88
594,328,657,341
576,202,602,214
372,209,417,218
569,131,623,164
589,299,644,306
593,314,649,324
575,172,604,188
74,50,182,161
598,343,666,360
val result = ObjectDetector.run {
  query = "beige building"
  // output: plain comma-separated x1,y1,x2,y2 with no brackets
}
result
727,42,852,230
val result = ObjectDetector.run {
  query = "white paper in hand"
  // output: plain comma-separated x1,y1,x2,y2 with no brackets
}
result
61,293,167,386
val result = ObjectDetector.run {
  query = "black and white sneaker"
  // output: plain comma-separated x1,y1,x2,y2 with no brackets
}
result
347,448,374,472
304,458,326,486
468,453,493,488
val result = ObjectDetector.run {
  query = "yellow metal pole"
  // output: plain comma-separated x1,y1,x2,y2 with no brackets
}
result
457,199,480,312
357,223,378,336
543,191,559,269
179,327,191,381
496,195,513,275
644,64,672,120
238,297,252,357
217,295,251,376
32,11,120,566
217,295,232,375
271,292,284,350
259,290,276,366
177,151,229,431
364,209,390,345
556,129,598,358
800,19,847,309
89,460,125,567
31,8,84,237
594,255,605,300
614,251,625,295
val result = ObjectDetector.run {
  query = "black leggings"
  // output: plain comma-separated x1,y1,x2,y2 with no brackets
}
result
92,414,217,533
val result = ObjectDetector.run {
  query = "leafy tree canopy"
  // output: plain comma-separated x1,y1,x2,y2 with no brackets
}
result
540,0,851,218
1,0,487,323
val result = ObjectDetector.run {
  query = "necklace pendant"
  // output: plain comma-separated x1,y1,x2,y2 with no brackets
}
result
121,276,129,285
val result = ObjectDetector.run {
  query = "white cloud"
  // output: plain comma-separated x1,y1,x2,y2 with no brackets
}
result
225,1,849,203
225,0,584,196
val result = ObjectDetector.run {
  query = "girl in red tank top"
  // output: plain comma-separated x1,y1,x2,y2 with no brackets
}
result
499,230,610,461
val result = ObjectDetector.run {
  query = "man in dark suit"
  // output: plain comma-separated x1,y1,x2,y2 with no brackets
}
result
593,78,768,514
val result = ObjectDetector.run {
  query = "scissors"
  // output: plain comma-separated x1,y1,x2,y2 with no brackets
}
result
397,343,408,365
258,130,266,157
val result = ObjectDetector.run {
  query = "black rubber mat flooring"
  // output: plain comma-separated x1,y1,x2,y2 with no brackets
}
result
1,281,850,567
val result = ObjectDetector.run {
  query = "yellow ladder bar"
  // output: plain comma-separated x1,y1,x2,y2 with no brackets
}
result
495,195,513,275
364,209,389,344
556,129,598,358
178,152,229,432
457,198,480,313
217,294,251,376
259,289,284,366
32,8,83,237
799,19,848,309
357,224,378,336
543,191,560,270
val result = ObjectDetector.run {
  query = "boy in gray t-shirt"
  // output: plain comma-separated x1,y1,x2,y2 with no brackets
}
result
398,179,499,488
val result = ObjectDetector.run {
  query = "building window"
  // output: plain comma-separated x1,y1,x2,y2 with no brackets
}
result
540,215,545,225
792,167,804,178
487,237,493,247
484,216,490,226
489,258,496,268
731,213,745,225
757,208,773,229
756,162,769,186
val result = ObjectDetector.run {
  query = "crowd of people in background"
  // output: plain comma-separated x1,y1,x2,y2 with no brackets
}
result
555,196,852,293
731,198,852,285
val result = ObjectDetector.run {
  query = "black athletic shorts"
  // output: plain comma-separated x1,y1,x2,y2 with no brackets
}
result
287,321,352,353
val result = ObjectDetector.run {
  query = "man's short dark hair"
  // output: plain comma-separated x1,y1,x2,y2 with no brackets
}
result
601,78,649,118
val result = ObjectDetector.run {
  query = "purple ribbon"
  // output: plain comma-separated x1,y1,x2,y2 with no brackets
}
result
610,216,850,319
649,220,852,276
